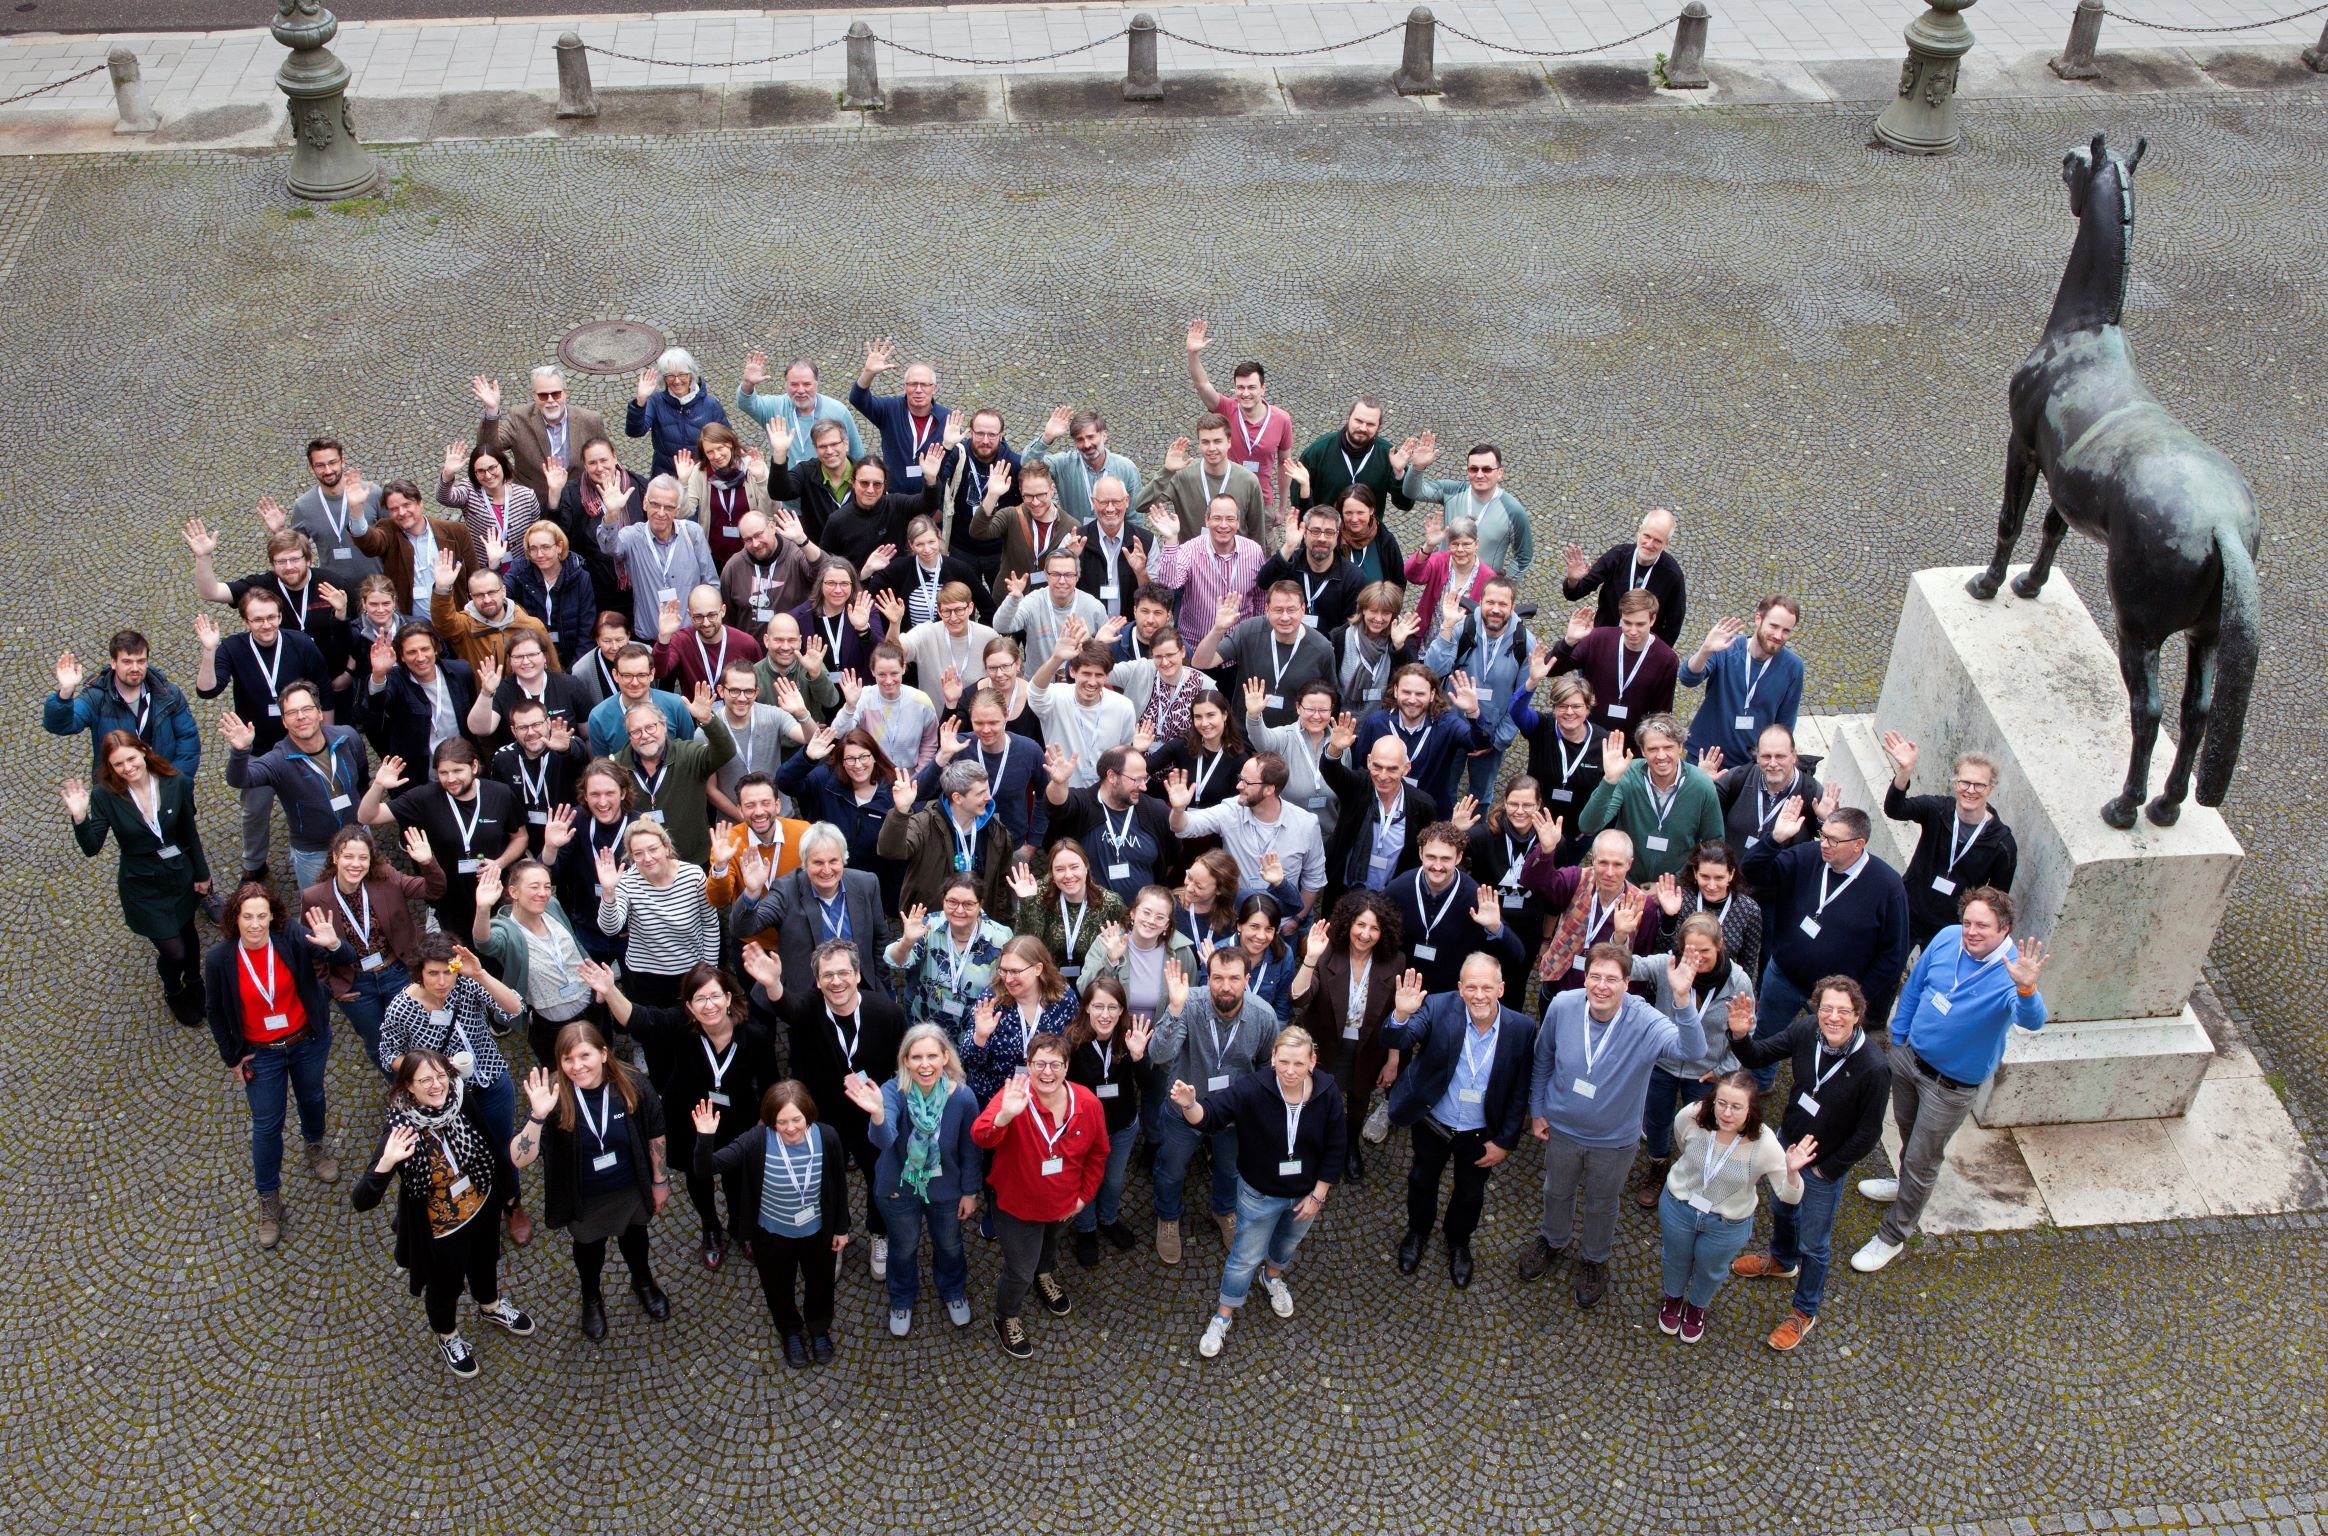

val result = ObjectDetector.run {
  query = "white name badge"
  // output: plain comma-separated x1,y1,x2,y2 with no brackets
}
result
1795,1092,1822,1116
528,810,548,826
1207,1074,1230,1091
448,1175,473,1199
457,858,482,875
1571,1078,1597,1100
1687,1192,1714,1214
1342,1024,1361,1041
158,844,184,860
1277,1158,1303,1175
940,1000,965,1018
1303,614,1320,628
329,793,353,811
1745,835,1761,849
1931,875,1957,895
1040,1156,1064,1176
1501,889,1526,910
1645,835,1670,852
1361,688,1384,705
1265,694,1285,711
1931,993,1953,1015
592,1151,619,1171
1799,916,1822,939
1734,714,1755,730
1307,793,1327,811
1058,964,1081,980
643,809,665,823
1456,1088,1483,1105
905,466,925,480
1098,584,1119,600
332,546,355,561
1605,704,1630,721
359,951,385,972
266,704,282,717
1550,788,1574,803
1107,863,1132,880
656,587,679,606
264,1012,289,1032
1571,956,1587,973
1411,943,1437,962
707,1091,732,1107
1095,1082,1119,1100
720,524,739,538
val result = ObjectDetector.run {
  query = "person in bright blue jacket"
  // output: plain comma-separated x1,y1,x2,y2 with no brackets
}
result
1851,886,2049,1275
43,633,201,778
625,347,730,480
854,1023,985,1338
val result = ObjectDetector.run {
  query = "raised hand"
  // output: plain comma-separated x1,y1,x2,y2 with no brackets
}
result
1389,610,1420,650
59,778,90,822
1393,967,1426,1017
690,1099,720,1137
934,727,969,766
739,846,769,899
1726,993,1755,1038
997,1070,1031,1121
594,844,622,895
848,589,875,633
1697,745,1724,774
1562,543,1590,584
1006,861,1040,902
1043,404,1073,441
1449,793,1480,834
1259,850,1285,889
744,449,767,481
1124,538,1149,578
1130,720,1155,754
1242,675,1268,718
470,374,502,413
1285,460,1310,497
1327,712,1359,758
842,1073,886,1121
1563,607,1595,647
686,680,716,724
1449,671,1480,716
193,612,222,652
1147,504,1181,545
1043,743,1076,787
181,516,218,559
1814,782,1842,822
803,724,836,761
541,804,578,855
1421,507,1447,550
441,440,470,482
1125,1014,1153,1061
432,547,460,593
1600,729,1633,784
1531,805,1565,847
1099,920,1127,966
971,995,1000,1046
53,650,83,698
1785,1135,1821,1175
317,581,347,619
1527,639,1559,688
891,769,918,816
2005,939,2049,991
939,667,965,709
657,596,683,643
1169,1078,1197,1112
376,1124,421,1173
800,636,828,678
474,861,503,911
474,654,504,697
401,825,435,866
1388,438,1412,477
1701,616,1742,657
523,1065,562,1118
1303,922,1332,967
303,906,341,951
1652,871,1683,916
672,448,697,484
738,943,782,995
1211,591,1242,636
1164,768,1194,813
1470,881,1502,933
218,710,258,753
1162,436,1191,475
770,676,807,718
1666,944,1701,998
1164,958,1189,1013
1185,318,1210,354
873,589,906,631
543,461,569,505
1880,729,1919,783
256,497,293,536
918,442,945,482
1773,795,1809,845
861,545,897,583
373,754,409,793
863,338,898,377
635,366,661,404
1611,888,1645,940
741,350,770,389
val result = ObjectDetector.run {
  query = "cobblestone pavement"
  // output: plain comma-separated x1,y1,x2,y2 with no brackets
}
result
3,90,2326,1536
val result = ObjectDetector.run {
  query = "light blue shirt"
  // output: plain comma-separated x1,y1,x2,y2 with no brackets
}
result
1431,1017,1501,1133
737,387,863,468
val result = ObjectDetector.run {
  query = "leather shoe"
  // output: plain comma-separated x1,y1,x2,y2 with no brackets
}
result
1395,1229,1424,1275
1344,1144,1367,1185
633,1280,670,1321
1517,1236,1557,1282
1448,1241,1474,1290
579,1296,607,1342
782,1332,811,1369
505,1205,534,1247
700,1233,723,1271
1573,1258,1608,1310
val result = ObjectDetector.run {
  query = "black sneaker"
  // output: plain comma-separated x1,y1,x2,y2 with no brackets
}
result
1574,1258,1609,1309
480,1299,535,1336
1073,1229,1101,1268
1033,1272,1072,1317
809,1333,835,1365
782,1332,810,1369
1518,1236,1558,1282
439,1333,479,1378
995,1316,1032,1359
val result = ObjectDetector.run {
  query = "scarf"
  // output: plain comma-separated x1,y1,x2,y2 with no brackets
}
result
900,1080,947,1200
1537,877,1642,982
387,1078,496,1234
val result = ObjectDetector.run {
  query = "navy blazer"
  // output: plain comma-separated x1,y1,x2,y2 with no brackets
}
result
1381,995,1538,1149
740,868,893,1007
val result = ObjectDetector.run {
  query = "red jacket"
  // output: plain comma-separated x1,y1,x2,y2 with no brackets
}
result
972,1084,1110,1222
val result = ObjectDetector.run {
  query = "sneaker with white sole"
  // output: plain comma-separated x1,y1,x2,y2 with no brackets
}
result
946,1298,972,1328
1197,1313,1232,1358
1858,1177,1900,1203
480,1299,535,1336
439,1332,479,1378
1850,1235,1905,1273
869,1236,889,1280
1262,1275,1294,1318
889,1309,912,1338
1361,1101,1392,1145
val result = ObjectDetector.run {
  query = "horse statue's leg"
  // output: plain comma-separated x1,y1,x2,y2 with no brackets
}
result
2011,502,2072,600
1968,435,2039,600
2144,625,2217,826
2103,628,2165,830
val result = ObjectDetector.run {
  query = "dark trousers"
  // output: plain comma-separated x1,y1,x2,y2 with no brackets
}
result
150,921,202,998
753,1228,837,1337
845,1134,889,1240
673,1125,751,1241
1405,1118,1496,1246
422,1214,503,1334
993,1209,1061,1320
573,1223,654,1299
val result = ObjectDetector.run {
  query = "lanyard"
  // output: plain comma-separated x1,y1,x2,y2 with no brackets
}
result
1809,1030,1861,1096
908,412,938,458
649,533,681,583
1555,729,1591,786
1413,873,1460,943
590,814,630,857
1612,640,1648,701
1234,407,1270,463
1027,1092,1075,1160
1578,1008,1618,1079
733,714,760,777
1348,957,1371,1022
1095,1039,1114,1078
1341,440,1374,484
1502,834,1532,885
297,740,343,795
773,1134,816,1199
1738,649,1773,711
1585,891,1614,944
482,493,508,543
129,779,164,839
826,1005,861,1064
333,883,372,951
1949,941,2008,997
1644,772,1682,830
1628,557,1654,591
702,1035,738,1092
320,490,349,542
1267,634,1298,691
961,455,989,505
1947,815,1989,871
577,1086,615,1152
632,758,668,804
124,687,151,737
1206,1013,1236,1076
1459,1019,1498,1084
951,814,980,872
1189,750,1222,800
1815,862,1863,915
694,631,728,687
1701,1129,1743,1189
514,749,550,808
239,943,281,1008
1199,466,1229,507
1755,772,1799,833
275,578,312,629
816,891,850,940
819,611,846,657
1300,565,1333,609
447,792,485,855
1279,1079,1307,1155
1059,898,1088,959
941,930,976,993
251,636,285,699
1101,802,1136,852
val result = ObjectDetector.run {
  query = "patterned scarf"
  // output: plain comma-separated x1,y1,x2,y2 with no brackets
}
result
387,1078,496,1235
899,1080,947,1200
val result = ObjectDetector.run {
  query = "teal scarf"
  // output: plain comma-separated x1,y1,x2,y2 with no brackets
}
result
900,1081,948,1200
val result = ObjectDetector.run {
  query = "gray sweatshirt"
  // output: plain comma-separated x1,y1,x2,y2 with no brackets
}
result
1529,990,1686,1149
1151,993,1278,1094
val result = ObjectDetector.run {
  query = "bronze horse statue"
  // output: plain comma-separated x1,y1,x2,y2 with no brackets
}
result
1968,133,2261,830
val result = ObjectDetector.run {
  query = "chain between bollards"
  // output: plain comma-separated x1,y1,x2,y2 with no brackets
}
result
2051,0,2104,78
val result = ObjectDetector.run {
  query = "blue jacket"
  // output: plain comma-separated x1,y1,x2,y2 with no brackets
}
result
1353,706,1488,814
506,552,598,668
1420,615,1535,752
1891,925,2049,1085
1679,636,1804,762
43,662,201,777
848,382,952,493
1528,989,1684,1149
1382,995,1537,1149
223,725,372,853
867,1079,985,1203
625,387,730,480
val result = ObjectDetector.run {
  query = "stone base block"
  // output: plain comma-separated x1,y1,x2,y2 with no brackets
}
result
1973,1005,2214,1126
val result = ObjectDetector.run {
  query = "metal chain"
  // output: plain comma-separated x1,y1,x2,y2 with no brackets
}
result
2098,1,2328,30
0,61,106,109
1435,13,1682,57
581,39,842,68
1150,20,1407,58
874,29,1129,65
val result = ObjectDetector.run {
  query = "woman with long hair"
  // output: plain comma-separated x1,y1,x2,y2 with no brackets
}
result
1289,889,1406,1181
1655,1070,1814,1345
64,729,211,1025
1006,840,1124,986
847,1024,983,1337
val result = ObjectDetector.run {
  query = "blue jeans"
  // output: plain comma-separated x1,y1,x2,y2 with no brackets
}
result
1770,1166,1846,1316
332,960,409,1076
1641,1068,1713,1158
1151,1111,1239,1224
470,1070,520,1209
1657,1188,1754,1309
243,1026,331,1195
288,846,329,891
880,1189,968,1311
1218,1179,1315,1310
1749,962,1814,1091
1074,1122,1139,1232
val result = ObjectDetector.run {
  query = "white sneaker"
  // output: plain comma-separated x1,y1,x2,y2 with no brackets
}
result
1858,1177,1900,1203
1850,1235,1905,1273
888,1308,912,1338
1197,1313,1232,1358
869,1236,889,1280
946,1298,972,1328
1361,1101,1392,1145
1262,1275,1294,1318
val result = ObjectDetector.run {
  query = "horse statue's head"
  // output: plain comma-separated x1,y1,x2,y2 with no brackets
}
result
2053,132,2150,330
2062,131,2147,221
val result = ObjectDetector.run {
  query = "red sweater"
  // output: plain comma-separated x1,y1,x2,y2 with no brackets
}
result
972,1084,1110,1222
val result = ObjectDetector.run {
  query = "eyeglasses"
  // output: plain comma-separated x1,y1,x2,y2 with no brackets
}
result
1954,779,1994,790
534,389,566,401
1028,1060,1065,1074
996,964,1035,980
1817,833,1865,847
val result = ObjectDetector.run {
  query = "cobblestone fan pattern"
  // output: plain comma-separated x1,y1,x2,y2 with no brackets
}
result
2,92,2325,1535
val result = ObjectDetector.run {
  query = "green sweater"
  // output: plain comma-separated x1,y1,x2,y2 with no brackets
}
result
1578,761,1725,884
615,712,735,866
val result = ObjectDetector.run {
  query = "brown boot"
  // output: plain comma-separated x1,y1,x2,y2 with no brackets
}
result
305,1140,339,1185
256,1191,285,1249
1629,1157,1670,1209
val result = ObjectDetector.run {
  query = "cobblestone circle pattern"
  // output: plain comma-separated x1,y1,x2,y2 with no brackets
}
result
2,89,2326,1535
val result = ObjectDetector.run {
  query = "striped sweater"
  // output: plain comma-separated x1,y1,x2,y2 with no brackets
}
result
597,863,721,978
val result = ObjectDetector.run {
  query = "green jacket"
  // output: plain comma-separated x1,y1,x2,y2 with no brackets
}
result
1578,761,1725,885
615,712,734,865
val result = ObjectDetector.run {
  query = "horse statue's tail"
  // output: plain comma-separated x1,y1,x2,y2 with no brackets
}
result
2197,522,2259,808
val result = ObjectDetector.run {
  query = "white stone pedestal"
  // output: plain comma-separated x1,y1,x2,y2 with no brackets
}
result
1800,567,2241,1127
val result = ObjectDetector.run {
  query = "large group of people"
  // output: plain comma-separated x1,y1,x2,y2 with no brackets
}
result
49,323,2052,1378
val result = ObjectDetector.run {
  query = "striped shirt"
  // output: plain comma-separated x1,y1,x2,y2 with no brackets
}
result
597,863,720,978
760,1133,824,1236
436,478,541,560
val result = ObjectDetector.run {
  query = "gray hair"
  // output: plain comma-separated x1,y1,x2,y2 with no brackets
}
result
893,1023,967,1091
1444,516,1480,543
1635,713,1687,748
655,347,701,377
644,474,683,506
798,821,849,865
529,364,565,388
939,759,991,800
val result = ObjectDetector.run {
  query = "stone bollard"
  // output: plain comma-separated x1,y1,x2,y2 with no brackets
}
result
1124,12,1164,100
1393,5,1439,96
2305,13,2328,72
108,46,159,132
2050,0,2102,80
555,32,598,117
1664,1,1710,88
270,0,380,201
1873,0,1976,156
843,20,885,110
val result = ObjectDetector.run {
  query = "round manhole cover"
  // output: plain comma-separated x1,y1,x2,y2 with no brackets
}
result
557,320,667,376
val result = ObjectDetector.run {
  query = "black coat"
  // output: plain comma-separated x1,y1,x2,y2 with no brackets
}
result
1732,1019,1891,1181
867,550,995,623
626,1010,782,1144
1323,760,1437,899
538,1077,668,1231
784,990,906,1159
698,1122,850,1236
355,659,478,771
202,926,353,1067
